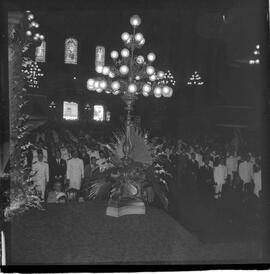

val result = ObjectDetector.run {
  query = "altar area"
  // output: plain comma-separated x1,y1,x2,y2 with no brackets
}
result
7,201,262,265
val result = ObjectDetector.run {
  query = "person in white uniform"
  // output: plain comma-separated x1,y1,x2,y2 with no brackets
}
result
226,151,238,182
66,150,84,190
32,150,49,200
253,159,261,198
213,158,228,199
238,154,253,192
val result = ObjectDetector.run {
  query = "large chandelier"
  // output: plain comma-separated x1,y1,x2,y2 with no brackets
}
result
87,15,175,159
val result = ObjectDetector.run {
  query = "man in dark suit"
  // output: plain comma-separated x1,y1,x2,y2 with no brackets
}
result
49,149,66,190
186,152,199,194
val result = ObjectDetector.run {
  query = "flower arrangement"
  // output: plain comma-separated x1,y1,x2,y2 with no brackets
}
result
84,126,170,210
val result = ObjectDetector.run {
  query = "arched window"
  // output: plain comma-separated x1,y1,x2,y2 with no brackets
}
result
93,105,104,121
64,38,78,64
35,40,46,62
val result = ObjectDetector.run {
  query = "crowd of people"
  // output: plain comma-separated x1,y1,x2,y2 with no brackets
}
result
24,125,262,212
25,126,116,203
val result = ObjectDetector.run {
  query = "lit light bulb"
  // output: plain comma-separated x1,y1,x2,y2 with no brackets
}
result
142,91,149,96
109,72,115,78
33,36,39,41
249,60,255,64
102,66,110,75
135,33,143,42
143,84,151,93
255,59,260,64
154,86,162,98
35,22,39,28
99,80,107,90
147,52,156,62
167,87,173,97
111,81,120,90
135,76,141,80
39,34,45,40
111,50,119,59
130,15,141,27
139,38,145,46
121,48,130,58
26,30,32,36
96,66,103,73
157,71,164,79
128,83,137,93
112,90,120,95
149,74,157,81
256,44,260,49
105,90,111,94
162,86,170,97
28,14,34,20
96,88,103,93
35,33,40,38
121,32,130,41
119,65,129,75
136,55,144,64
94,80,100,90
146,66,155,75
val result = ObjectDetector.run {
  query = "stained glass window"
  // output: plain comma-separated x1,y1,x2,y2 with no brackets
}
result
65,38,78,64
93,105,104,121
35,41,46,62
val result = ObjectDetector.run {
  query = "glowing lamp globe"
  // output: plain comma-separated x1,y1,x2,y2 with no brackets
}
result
96,66,103,73
128,83,137,93
139,38,145,45
33,36,39,41
120,65,129,75
130,15,141,27
154,87,162,98
99,80,107,90
157,71,165,79
112,90,120,95
163,87,173,97
162,86,170,97
94,81,100,90
146,66,155,75
142,91,149,97
111,50,119,59
96,88,103,93
255,59,260,64
135,33,143,42
121,48,130,58
105,90,111,94
111,81,120,91
28,14,34,20
102,66,110,75
39,34,45,40
142,84,151,93
149,74,157,81
147,52,156,62
26,30,32,36
109,72,115,78
136,55,144,64
87,78,95,90
121,32,130,41
34,22,39,28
